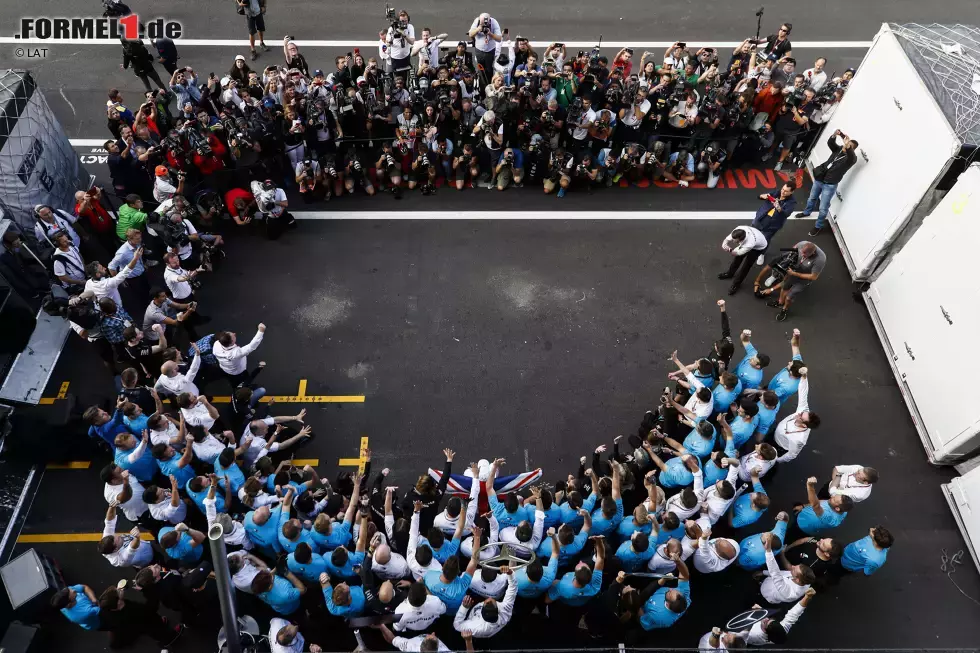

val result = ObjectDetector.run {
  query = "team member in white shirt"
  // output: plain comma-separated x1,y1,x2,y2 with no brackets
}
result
454,567,517,638
177,392,221,433
693,462,740,524
372,541,411,581
83,249,140,306
824,464,877,503
617,87,650,145
412,28,448,68
691,525,740,573
155,350,202,398
228,550,268,593
143,474,187,524
241,413,310,469
385,9,415,74
802,58,828,91
699,626,747,650
212,324,266,387
99,502,154,567
394,582,447,632
377,626,451,652
736,588,816,645
759,536,814,604
51,232,87,290
407,502,443,580
205,496,252,550
773,368,819,463
269,618,322,653
738,443,778,482
101,466,148,523
669,350,715,422
162,252,199,302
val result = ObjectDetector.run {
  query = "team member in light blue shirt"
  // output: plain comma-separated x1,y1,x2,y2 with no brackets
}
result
649,448,700,489
321,572,367,618
617,503,654,541
518,535,560,598
158,522,206,566
738,512,788,570
730,469,770,528
796,477,852,535
530,488,563,530
546,536,605,606
536,511,592,565
638,554,691,630
589,466,625,538
287,541,328,583
559,486,599,531
489,489,527,529
122,401,151,435
682,421,717,460
324,514,370,582
252,569,306,615
729,399,761,448
616,531,655,572
766,329,804,401
113,430,157,482
732,329,770,390
711,372,743,414
655,511,686,545
187,473,228,516
754,390,781,440
310,473,361,551
277,488,317,554
424,525,482,611
841,526,892,575
51,585,100,630
245,503,284,557
153,436,195,487
215,446,249,495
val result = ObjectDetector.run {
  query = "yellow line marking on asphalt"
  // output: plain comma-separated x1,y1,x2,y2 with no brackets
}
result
298,379,308,397
339,437,371,471
291,459,319,467
37,381,364,404
57,382,70,399
38,398,56,405
338,458,361,466
18,532,155,543
46,462,92,470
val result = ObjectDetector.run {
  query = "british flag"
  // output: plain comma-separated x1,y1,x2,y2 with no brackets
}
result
427,468,543,514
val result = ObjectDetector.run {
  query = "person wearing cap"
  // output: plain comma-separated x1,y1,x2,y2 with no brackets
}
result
152,165,182,203
250,179,293,239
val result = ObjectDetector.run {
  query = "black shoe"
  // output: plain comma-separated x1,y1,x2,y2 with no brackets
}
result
776,309,789,322
794,212,811,218
718,272,734,280
766,298,782,308
250,50,258,61
808,227,823,237
728,284,739,296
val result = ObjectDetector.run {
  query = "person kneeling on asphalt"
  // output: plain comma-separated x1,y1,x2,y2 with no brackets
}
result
754,241,826,321
250,179,296,239
544,147,574,198
493,148,524,191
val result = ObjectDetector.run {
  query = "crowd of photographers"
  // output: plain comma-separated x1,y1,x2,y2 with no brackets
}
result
100,11,854,215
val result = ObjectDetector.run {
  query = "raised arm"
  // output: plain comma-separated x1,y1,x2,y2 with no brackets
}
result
465,526,482,576
795,368,810,414
355,514,369,553
806,477,822,514
790,328,801,359
436,449,455,497
717,299,731,340
611,464,622,501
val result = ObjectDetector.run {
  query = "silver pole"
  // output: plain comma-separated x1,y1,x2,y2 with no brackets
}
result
208,523,242,653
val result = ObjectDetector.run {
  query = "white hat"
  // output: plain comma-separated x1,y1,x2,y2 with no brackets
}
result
356,76,367,85
220,76,231,88
235,54,245,62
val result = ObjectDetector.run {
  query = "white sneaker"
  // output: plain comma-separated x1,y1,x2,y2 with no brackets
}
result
756,254,764,266
678,180,689,187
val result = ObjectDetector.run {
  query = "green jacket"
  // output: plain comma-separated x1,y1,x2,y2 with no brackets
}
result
555,77,577,107
116,204,147,240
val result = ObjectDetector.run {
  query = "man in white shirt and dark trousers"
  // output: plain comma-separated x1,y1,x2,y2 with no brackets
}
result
758,535,814,605
385,10,415,78
468,13,502,87
819,464,877,503
163,251,200,304
736,588,816,646
773,368,819,464
213,323,266,389
719,225,768,296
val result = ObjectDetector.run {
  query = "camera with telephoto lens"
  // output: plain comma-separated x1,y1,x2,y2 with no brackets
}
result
504,151,514,165
756,248,801,295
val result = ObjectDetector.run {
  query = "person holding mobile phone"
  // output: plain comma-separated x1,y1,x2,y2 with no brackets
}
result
749,181,797,264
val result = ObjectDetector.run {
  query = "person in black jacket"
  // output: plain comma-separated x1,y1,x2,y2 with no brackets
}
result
751,182,798,262
399,448,454,533
796,130,859,236
153,37,180,74
120,37,167,92
97,586,182,649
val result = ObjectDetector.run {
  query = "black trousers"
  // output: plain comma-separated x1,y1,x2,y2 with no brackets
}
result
725,252,758,289
135,66,166,92
475,49,496,87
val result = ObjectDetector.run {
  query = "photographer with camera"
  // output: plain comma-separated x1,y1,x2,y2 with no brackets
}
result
613,142,644,185
696,142,726,189
249,179,294,240
492,147,524,191
468,13,503,85
720,94,755,162
429,135,455,181
642,140,670,181
154,196,225,271
571,151,599,194
616,87,650,150
663,148,696,187
763,92,814,172
410,147,436,194
795,130,859,236
596,146,620,187
451,142,480,190
567,96,596,155
345,149,378,196
295,157,323,203
663,42,689,71
751,182,798,263
163,251,202,306
543,147,574,197
751,22,793,63
588,108,616,155
385,9,416,78
753,241,825,321
153,166,184,203
375,141,405,196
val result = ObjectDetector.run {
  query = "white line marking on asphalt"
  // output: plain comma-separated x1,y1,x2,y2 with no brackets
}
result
59,88,77,116
0,37,873,48
287,211,768,220
525,449,530,471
